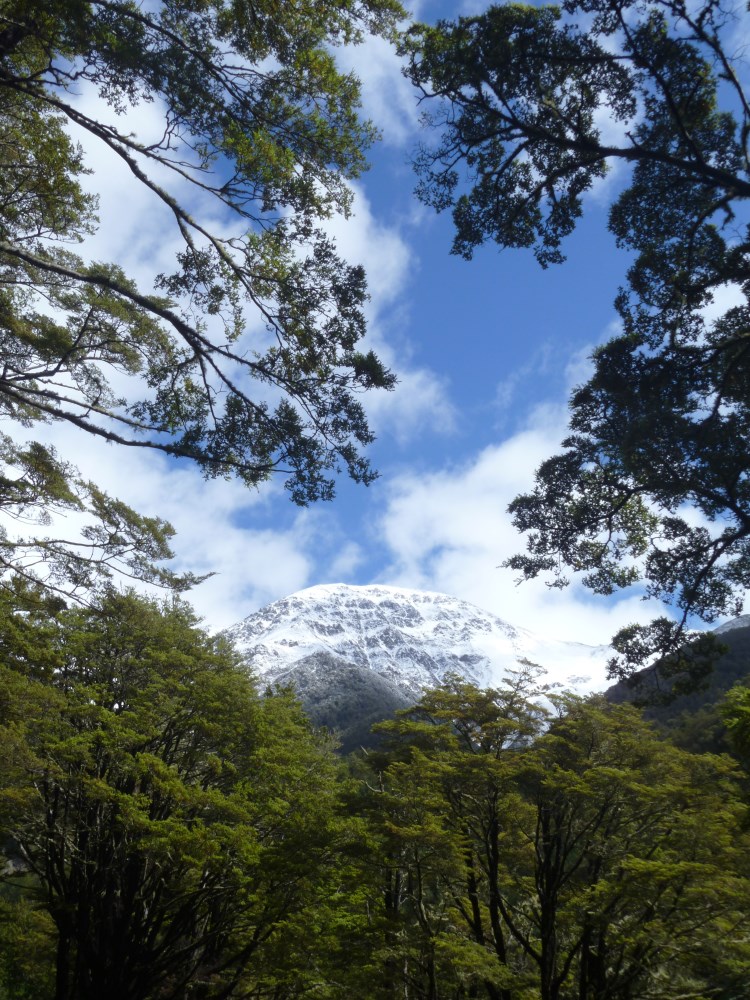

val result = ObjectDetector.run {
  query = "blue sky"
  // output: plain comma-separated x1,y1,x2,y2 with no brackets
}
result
36,0,703,643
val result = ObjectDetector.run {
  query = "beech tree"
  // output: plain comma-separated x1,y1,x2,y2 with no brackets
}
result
0,588,345,1000
404,0,750,677
363,682,750,999
514,698,750,999
0,0,401,594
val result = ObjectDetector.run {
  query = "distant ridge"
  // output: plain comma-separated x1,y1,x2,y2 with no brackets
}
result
714,614,750,635
606,620,750,752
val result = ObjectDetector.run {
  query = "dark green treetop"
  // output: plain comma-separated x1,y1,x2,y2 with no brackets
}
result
404,0,750,676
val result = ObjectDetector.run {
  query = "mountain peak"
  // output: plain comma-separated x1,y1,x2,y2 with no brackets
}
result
224,583,612,698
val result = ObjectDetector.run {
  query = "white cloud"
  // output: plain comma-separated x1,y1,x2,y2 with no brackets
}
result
337,26,420,147
376,404,664,645
66,87,192,286
700,281,746,324
368,365,457,443
182,522,313,631
324,182,458,442
327,540,366,580
325,182,412,307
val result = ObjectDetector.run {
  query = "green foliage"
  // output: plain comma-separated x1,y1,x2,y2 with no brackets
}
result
0,894,55,1000
0,589,345,1000
518,698,749,999
722,682,750,774
0,434,201,596
357,679,750,999
0,0,402,594
404,0,750,677
605,621,750,755
1,591,748,999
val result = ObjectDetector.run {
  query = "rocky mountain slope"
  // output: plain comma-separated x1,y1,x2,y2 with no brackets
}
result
606,617,750,754
225,583,614,695
224,584,614,747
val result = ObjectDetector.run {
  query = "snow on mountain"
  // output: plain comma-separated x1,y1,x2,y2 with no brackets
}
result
224,583,614,699
713,614,750,636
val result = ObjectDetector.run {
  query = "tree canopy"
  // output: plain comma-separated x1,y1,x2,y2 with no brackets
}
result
1,604,748,999
0,0,401,594
354,679,750,999
404,0,750,676
0,587,346,1000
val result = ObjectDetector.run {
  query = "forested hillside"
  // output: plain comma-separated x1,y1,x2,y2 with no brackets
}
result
607,622,750,753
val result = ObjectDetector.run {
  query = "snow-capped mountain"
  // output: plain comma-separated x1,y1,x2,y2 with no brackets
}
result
224,583,614,699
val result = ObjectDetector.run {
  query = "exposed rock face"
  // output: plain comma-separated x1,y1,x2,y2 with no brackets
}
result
225,584,614,720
